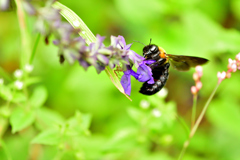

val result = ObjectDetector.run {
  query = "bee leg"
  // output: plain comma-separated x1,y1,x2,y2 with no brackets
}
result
148,58,166,69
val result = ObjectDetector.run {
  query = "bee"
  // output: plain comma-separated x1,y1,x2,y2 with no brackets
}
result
139,44,208,95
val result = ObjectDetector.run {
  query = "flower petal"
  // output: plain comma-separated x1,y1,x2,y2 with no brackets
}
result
137,64,154,83
121,73,131,96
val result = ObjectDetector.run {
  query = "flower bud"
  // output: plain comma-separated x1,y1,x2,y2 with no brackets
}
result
191,86,198,95
14,69,23,78
140,100,150,109
195,66,203,77
14,80,23,90
196,81,202,90
152,108,162,118
193,73,199,81
217,71,226,84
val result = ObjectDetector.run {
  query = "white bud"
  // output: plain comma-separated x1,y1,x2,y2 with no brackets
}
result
24,64,34,73
140,100,150,109
152,108,162,118
0,78,4,85
157,88,168,98
14,80,23,90
14,69,23,78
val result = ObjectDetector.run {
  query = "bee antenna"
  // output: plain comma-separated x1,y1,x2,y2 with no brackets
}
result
133,40,146,46
149,38,152,45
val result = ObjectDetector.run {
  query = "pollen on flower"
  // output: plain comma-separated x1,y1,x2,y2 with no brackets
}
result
14,80,23,90
14,69,23,78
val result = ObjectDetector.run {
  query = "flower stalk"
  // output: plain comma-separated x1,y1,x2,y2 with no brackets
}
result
179,52,240,160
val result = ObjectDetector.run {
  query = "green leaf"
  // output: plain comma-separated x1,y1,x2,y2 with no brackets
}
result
52,2,96,44
25,77,41,86
10,107,35,133
29,85,48,108
207,99,240,137
12,92,27,103
0,85,13,101
35,107,65,130
31,128,60,145
66,111,92,136
127,107,144,122
0,67,12,81
52,2,131,101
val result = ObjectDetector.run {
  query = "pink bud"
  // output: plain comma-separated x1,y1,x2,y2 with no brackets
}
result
191,86,198,95
196,81,202,90
236,53,240,61
231,63,237,72
217,71,226,84
193,73,199,81
195,66,203,77
226,72,231,78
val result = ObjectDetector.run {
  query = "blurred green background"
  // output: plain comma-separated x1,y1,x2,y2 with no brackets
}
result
1,0,240,159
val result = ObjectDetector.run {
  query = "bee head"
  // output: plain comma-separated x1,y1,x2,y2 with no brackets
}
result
143,44,159,59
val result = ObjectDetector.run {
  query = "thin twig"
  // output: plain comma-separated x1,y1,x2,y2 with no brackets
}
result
178,83,220,160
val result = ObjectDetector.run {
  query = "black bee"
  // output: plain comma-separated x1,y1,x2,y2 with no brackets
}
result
139,44,208,95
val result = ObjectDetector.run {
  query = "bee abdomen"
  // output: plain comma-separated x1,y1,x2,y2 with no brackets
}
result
139,63,170,95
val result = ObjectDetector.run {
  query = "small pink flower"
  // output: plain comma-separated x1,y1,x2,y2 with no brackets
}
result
226,72,231,78
191,86,197,95
196,81,202,90
228,58,237,72
195,66,203,77
235,53,240,61
217,71,226,84
193,72,199,81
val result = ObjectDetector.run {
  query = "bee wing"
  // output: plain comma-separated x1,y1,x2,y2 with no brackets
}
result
167,54,209,71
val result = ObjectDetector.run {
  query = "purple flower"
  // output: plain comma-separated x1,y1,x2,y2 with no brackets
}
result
120,66,139,95
120,60,156,96
109,35,156,95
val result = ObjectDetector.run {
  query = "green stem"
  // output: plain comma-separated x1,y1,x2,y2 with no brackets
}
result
178,83,220,160
52,2,96,45
0,67,12,81
176,114,190,136
191,94,197,128
29,33,41,64
0,139,12,160
15,0,31,68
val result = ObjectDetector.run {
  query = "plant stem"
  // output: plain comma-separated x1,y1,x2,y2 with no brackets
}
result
0,139,12,160
191,94,197,128
176,114,190,136
29,33,41,64
178,83,220,160
15,0,31,67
